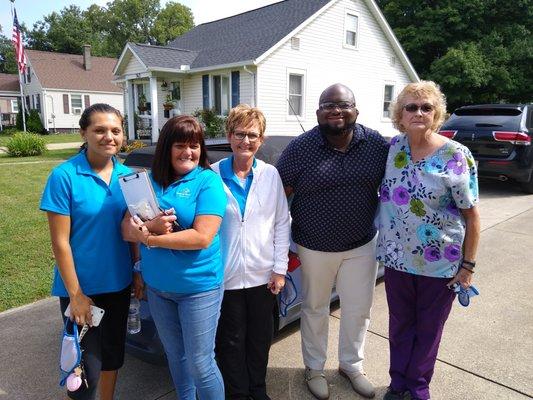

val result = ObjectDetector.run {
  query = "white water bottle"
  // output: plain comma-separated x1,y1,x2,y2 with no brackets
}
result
127,294,141,334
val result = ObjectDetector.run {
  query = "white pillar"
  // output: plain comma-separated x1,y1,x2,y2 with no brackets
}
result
127,82,135,141
150,76,159,143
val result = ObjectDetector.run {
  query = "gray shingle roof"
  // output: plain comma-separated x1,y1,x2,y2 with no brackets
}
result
166,0,332,69
128,43,198,70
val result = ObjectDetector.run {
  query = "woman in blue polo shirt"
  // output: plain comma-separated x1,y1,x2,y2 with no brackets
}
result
40,103,139,400
122,115,227,400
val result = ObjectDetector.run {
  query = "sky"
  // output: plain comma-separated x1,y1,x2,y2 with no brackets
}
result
0,0,280,37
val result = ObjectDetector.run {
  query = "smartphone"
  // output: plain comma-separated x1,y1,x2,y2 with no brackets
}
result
64,304,105,327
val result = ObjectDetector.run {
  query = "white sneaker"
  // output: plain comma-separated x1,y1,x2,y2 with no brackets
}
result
305,367,329,400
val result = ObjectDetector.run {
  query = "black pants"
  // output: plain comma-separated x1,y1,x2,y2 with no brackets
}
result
59,285,131,400
215,284,275,400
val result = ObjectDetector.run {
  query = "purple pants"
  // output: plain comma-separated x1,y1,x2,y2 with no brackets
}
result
384,267,455,400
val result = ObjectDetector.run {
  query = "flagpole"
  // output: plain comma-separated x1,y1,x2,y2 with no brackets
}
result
11,0,26,132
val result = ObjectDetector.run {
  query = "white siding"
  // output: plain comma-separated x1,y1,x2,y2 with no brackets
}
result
43,90,123,130
257,0,413,138
123,53,146,76
180,68,255,116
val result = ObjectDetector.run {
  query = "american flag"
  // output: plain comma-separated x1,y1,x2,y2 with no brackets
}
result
12,8,27,74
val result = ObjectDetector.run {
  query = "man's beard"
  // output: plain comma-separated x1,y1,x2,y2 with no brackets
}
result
318,121,356,136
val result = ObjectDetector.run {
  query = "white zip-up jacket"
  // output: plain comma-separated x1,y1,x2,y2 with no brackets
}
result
212,158,290,290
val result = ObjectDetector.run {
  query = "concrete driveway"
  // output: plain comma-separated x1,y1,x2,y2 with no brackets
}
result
0,180,532,400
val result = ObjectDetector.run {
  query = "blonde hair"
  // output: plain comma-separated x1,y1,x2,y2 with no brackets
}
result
390,80,447,133
225,104,266,136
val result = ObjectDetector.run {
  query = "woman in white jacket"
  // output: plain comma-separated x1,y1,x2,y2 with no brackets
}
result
213,104,290,400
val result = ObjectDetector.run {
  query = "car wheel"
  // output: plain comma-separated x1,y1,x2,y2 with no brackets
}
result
520,175,533,194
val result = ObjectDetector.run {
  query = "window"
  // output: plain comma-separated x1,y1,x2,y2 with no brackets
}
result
288,73,304,117
171,81,181,101
71,94,83,114
291,37,300,50
383,84,394,119
35,94,41,113
25,66,31,83
11,100,19,113
345,12,359,47
212,75,230,115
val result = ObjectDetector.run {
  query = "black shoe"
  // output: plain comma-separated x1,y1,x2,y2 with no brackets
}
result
383,387,410,400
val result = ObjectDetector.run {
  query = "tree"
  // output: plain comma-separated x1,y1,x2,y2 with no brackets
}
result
152,2,194,45
376,0,533,109
104,0,161,56
24,0,195,58
0,33,18,74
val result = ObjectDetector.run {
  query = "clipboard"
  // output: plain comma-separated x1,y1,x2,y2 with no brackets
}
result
119,170,160,222
118,170,184,232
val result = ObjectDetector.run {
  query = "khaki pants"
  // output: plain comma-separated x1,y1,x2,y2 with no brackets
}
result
298,236,378,373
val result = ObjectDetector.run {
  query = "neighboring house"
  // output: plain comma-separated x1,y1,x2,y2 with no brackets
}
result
0,73,21,130
113,0,419,143
23,46,123,132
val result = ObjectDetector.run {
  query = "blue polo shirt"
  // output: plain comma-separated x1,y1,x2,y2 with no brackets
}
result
219,156,256,217
40,150,133,297
276,124,389,252
141,167,227,294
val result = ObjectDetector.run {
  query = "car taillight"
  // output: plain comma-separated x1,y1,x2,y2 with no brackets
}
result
493,131,531,145
439,130,457,139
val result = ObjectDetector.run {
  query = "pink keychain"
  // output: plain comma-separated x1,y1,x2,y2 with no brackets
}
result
66,324,89,391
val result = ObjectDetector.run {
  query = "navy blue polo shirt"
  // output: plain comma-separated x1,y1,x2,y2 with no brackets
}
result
276,124,389,252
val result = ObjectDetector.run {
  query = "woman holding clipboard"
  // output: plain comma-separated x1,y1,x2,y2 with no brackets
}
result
40,104,141,400
122,115,227,400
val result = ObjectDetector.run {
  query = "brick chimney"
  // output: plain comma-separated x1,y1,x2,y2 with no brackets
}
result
83,45,92,71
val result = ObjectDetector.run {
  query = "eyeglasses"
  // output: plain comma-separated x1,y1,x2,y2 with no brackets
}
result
319,102,355,111
233,131,261,142
403,103,434,114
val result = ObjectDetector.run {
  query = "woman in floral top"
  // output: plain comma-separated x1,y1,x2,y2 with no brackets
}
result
376,81,480,400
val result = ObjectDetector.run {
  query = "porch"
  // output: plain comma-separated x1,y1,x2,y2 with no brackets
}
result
121,74,186,143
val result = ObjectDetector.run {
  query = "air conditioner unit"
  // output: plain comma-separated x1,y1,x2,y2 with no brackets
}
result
73,107,82,115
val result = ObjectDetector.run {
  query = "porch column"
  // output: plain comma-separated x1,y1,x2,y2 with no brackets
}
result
149,76,159,143
127,81,135,141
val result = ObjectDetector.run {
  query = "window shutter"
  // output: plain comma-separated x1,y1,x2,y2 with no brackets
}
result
63,94,69,114
202,74,209,109
84,95,90,108
231,71,240,107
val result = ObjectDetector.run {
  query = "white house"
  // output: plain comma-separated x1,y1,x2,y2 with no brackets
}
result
113,0,419,143
23,46,123,132
0,73,21,130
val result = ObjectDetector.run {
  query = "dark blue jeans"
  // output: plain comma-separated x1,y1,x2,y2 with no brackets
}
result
147,285,224,400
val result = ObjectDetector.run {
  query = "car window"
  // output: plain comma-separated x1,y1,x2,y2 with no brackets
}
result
444,108,523,130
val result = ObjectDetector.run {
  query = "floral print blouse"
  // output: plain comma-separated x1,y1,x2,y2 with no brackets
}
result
376,134,479,278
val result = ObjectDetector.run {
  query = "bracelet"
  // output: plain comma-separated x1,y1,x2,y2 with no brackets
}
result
462,260,476,269
460,265,475,273
144,235,152,249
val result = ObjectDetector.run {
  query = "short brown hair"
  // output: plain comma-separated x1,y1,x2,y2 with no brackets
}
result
152,115,209,188
390,80,447,133
225,104,266,137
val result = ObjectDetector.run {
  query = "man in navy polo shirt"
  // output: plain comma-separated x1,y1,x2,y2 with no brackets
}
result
277,84,389,400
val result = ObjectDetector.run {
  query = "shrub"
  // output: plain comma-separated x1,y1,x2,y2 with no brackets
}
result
193,108,226,138
16,107,28,131
6,132,46,157
0,127,17,136
121,140,146,153
26,109,45,134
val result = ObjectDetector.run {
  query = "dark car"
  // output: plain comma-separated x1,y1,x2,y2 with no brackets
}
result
123,135,342,364
439,104,533,193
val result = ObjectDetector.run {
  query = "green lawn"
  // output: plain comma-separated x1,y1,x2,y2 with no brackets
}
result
0,132,81,147
0,148,78,164
0,149,78,311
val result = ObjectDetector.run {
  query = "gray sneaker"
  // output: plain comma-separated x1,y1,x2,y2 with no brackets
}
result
339,368,375,398
304,367,329,400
